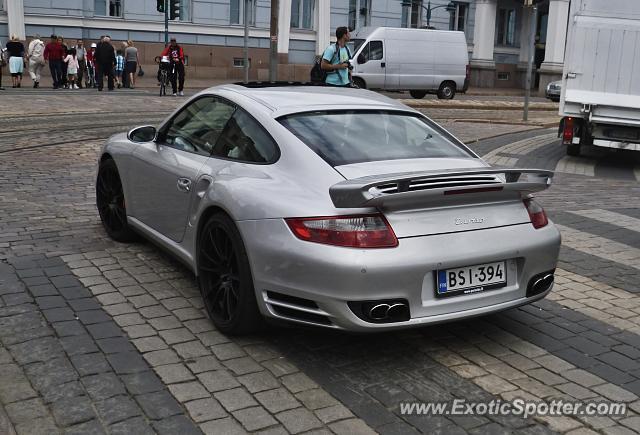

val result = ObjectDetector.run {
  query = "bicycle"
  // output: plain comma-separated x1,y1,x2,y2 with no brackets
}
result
155,56,173,96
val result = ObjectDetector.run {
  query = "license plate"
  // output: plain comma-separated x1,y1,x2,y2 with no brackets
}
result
436,261,506,298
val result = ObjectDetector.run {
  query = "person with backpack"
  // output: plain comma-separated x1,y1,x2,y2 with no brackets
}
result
320,26,352,87
27,34,45,88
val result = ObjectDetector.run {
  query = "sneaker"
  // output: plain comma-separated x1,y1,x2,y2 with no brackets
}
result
172,93,177,96
178,91,184,96
74,84,79,89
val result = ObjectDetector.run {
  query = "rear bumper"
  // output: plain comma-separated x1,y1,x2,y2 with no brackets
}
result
238,219,561,331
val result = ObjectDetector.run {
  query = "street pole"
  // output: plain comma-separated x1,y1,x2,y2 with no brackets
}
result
164,0,169,46
523,5,537,121
243,0,249,83
269,0,278,81
426,1,431,27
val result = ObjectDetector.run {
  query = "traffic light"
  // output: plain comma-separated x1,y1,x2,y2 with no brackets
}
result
156,0,164,13
169,0,181,20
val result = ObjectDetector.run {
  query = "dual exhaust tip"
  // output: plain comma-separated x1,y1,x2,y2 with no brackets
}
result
348,299,410,324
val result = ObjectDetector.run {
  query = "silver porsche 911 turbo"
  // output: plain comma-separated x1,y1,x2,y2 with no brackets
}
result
96,83,561,334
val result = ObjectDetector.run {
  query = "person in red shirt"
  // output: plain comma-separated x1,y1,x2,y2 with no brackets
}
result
160,37,186,96
43,34,64,89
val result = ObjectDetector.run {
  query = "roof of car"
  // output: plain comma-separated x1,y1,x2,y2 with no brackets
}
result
209,83,414,117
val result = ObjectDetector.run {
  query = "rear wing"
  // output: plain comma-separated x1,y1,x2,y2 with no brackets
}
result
329,168,554,208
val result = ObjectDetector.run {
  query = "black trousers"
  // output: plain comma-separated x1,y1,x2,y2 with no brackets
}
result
97,63,114,90
170,62,185,93
49,59,63,87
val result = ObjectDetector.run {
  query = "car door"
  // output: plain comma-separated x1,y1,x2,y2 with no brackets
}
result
129,96,235,242
356,40,385,89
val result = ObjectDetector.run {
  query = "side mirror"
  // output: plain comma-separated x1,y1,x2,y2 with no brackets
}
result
128,125,157,143
357,54,366,65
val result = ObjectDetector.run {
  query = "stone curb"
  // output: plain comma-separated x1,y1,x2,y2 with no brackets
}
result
401,99,559,111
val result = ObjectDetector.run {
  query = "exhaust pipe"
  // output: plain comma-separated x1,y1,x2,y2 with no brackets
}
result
348,299,410,323
526,271,554,297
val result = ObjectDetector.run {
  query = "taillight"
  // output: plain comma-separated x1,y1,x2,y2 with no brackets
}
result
523,198,548,229
285,214,398,248
562,117,574,145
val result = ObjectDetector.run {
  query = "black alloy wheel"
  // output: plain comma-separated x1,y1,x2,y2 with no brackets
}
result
96,159,138,242
198,213,262,335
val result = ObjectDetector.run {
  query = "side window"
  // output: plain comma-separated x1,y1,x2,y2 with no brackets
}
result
362,41,383,61
369,41,383,61
164,97,235,156
212,109,279,163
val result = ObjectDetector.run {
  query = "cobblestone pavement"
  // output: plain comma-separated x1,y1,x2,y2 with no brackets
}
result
1,91,640,434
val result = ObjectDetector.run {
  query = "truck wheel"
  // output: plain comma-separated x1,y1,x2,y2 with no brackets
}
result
567,144,581,156
352,77,365,89
437,82,456,100
409,90,427,99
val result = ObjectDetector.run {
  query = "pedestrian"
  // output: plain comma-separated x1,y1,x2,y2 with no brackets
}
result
74,40,86,88
6,34,26,88
320,26,353,87
58,36,69,88
87,42,97,88
27,34,45,88
115,49,124,88
124,40,139,89
0,47,6,90
64,47,79,89
95,35,115,91
43,34,64,89
160,37,185,96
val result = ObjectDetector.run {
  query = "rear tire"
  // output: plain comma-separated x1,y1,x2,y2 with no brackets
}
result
409,90,427,99
352,77,365,89
197,212,263,335
437,82,456,100
567,143,581,156
96,159,138,243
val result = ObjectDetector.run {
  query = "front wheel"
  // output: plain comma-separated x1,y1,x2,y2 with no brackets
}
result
198,213,263,335
409,90,427,99
352,77,365,89
96,159,138,243
437,82,456,100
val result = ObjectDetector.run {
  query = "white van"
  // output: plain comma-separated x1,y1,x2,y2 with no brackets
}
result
348,27,469,99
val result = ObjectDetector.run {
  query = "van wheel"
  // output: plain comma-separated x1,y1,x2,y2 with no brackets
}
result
409,90,427,99
437,82,456,100
567,144,581,156
352,77,365,89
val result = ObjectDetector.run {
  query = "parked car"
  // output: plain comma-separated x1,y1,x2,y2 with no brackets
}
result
546,80,561,102
96,84,560,334
348,27,470,100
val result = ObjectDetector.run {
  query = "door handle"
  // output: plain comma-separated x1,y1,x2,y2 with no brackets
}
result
177,177,191,192
381,62,386,68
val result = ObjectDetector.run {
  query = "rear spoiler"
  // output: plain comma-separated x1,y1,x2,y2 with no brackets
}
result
329,168,554,208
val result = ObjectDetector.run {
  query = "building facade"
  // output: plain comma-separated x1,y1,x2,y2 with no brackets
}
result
0,0,566,90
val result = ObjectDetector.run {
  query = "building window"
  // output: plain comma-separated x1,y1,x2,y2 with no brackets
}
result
448,2,467,32
95,0,122,17
233,57,251,68
410,0,423,28
348,0,371,30
230,0,256,25
497,72,510,80
497,8,516,46
291,0,315,30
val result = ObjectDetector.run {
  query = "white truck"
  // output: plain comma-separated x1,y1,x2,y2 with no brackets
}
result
559,0,640,156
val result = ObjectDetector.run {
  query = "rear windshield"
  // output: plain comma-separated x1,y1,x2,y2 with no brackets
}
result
278,110,472,166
